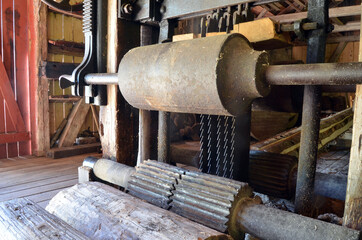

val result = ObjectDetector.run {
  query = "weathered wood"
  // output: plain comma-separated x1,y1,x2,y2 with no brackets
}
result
58,99,90,147
78,166,92,183
343,6,362,230
251,108,353,157
48,40,84,57
46,143,101,159
28,1,50,156
90,105,99,132
49,95,82,103
50,118,67,148
0,198,89,240
328,41,348,63
42,61,79,79
46,182,222,239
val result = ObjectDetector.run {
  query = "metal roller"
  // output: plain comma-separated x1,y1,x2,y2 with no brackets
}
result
118,33,270,116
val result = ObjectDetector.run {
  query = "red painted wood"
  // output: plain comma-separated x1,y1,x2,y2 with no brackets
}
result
14,0,30,155
0,132,29,144
0,91,6,159
0,61,26,132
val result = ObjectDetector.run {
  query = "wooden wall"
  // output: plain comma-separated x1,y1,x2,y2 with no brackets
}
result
47,12,97,143
293,42,359,63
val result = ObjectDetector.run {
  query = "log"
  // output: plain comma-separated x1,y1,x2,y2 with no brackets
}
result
46,182,223,240
251,108,353,157
0,198,89,240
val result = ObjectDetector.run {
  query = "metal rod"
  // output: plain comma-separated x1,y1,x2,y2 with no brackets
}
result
157,111,170,163
235,203,361,240
84,73,118,85
295,0,328,216
266,62,362,85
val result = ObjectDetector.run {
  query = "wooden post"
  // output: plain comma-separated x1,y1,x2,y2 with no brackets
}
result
99,0,139,165
28,0,50,156
343,5,362,230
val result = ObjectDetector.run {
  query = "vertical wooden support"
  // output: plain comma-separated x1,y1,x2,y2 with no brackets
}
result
99,0,139,165
28,0,50,156
343,5,362,230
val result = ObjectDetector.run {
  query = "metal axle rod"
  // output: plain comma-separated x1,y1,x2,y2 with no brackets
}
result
84,62,362,87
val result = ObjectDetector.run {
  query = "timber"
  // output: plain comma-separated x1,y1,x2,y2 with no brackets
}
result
58,99,90,148
46,143,101,159
343,4,362,230
42,61,79,79
0,198,89,240
46,182,223,239
251,108,353,157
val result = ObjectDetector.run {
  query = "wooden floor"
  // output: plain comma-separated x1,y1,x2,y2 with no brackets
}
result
0,153,101,208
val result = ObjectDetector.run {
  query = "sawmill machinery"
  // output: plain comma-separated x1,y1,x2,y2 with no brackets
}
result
58,0,362,239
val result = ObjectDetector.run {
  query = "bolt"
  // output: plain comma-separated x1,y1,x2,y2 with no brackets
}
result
160,5,166,14
123,4,133,14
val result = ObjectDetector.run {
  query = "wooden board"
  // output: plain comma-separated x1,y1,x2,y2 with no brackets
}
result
46,143,101,159
0,198,89,239
0,153,100,207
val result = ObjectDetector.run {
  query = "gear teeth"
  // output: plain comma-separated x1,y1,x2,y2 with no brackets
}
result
216,116,226,177
170,170,247,232
229,117,236,179
127,160,187,209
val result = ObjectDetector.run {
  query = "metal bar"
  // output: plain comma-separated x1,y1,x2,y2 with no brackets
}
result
295,0,328,216
235,203,361,240
157,111,170,163
84,73,118,85
266,62,362,85
134,0,253,20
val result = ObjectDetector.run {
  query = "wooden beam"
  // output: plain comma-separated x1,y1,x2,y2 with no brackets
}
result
42,61,78,79
333,21,360,32
0,132,29,144
49,95,81,103
90,105,99,132
48,44,84,57
328,41,348,62
58,99,90,148
28,1,50,156
270,5,361,23
46,143,101,159
343,4,362,231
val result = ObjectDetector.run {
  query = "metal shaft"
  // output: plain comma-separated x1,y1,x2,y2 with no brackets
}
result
295,0,328,216
85,62,362,88
234,203,360,240
266,62,362,85
158,111,170,163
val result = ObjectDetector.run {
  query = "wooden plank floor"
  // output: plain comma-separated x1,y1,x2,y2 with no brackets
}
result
0,153,101,208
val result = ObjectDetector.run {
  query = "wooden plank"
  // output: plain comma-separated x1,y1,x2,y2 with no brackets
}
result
0,198,89,239
270,5,361,23
343,5,362,230
0,174,77,195
0,179,78,202
328,41,348,62
42,61,79,79
46,182,223,239
58,99,90,147
49,95,81,103
46,143,101,159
